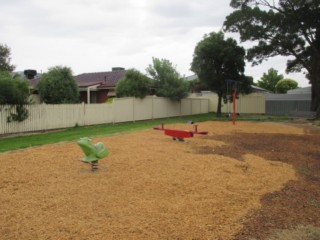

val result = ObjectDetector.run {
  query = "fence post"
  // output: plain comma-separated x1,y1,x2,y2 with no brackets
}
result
133,97,135,122
152,96,154,120
82,102,85,126
112,98,116,124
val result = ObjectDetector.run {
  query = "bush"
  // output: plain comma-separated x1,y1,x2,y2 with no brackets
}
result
0,71,30,122
116,69,151,99
37,66,79,104
146,58,189,101
275,78,298,93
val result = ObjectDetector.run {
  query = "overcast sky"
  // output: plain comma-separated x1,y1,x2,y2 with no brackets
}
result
1,0,310,87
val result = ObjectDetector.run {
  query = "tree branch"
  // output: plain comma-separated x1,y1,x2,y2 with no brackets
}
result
287,49,312,73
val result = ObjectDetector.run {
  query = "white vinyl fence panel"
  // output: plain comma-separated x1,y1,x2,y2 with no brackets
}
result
112,98,134,123
133,97,153,121
181,99,192,116
152,97,169,119
0,96,210,135
204,93,265,114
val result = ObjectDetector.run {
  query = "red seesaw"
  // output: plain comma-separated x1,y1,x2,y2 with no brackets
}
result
153,123,208,142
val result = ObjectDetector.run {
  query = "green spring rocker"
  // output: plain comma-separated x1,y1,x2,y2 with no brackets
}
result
77,137,109,171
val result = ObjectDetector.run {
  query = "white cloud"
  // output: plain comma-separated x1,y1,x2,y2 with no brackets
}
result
0,0,310,87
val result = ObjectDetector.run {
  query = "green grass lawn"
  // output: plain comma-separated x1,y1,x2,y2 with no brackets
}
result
0,113,288,153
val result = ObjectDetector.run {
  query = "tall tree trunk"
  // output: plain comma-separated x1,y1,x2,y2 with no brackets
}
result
310,53,320,118
216,93,222,117
310,75,320,118
310,24,320,118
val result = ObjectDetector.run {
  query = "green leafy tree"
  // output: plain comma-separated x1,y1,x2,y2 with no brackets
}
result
191,31,252,117
146,57,189,101
116,69,151,98
251,81,258,86
0,71,30,122
275,78,298,93
224,0,320,117
257,68,284,93
0,44,15,72
187,78,206,93
37,66,79,104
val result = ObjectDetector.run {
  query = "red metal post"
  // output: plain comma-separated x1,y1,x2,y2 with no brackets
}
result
194,125,198,133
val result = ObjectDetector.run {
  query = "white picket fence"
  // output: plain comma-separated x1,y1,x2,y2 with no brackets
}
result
0,96,209,135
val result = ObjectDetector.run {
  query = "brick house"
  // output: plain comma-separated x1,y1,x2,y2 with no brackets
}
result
29,67,126,104
75,68,126,103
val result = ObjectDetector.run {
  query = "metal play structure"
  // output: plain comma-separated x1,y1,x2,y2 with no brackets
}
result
77,137,109,171
154,123,208,142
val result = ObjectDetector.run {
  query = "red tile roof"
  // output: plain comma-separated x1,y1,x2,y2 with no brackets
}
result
75,70,126,87
28,70,126,88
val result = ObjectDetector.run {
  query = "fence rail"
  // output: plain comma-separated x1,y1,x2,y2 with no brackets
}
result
0,96,209,135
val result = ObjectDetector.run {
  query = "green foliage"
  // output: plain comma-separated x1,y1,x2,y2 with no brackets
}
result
37,66,79,104
191,31,252,116
0,43,15,72
240,75,254,94
6,104,29,122
0,44,29,122
275,78,298,93
0,71,30,122
0,72,29,104
224,0,320,116
115,69,151,99
257,68,284,93
146,57,189,101
187,78,208,93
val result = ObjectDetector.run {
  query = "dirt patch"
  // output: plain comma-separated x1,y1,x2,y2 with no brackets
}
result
255,225,320,240
0,121,319,239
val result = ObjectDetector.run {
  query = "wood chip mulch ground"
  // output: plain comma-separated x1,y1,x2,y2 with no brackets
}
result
0,121,319,240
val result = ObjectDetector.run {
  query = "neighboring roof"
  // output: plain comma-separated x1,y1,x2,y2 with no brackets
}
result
185,74,198,81
74,70,126,87
251,85,271,93
28,69,126,88
287,86,311,94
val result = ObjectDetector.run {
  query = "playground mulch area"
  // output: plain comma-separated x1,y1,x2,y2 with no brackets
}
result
0,121,319,239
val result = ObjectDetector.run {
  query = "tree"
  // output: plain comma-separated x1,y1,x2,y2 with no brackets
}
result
146,57,189,101
37,66,79,104
224,0,320,117
0,43,15,72
115,69,152,98
0,71,30,122
187,78,206,93
191,31,252,117
275,78,298,93
257,68,284,92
